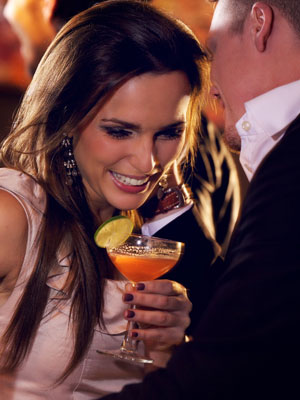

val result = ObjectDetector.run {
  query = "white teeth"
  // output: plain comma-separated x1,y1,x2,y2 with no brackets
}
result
112,172,148,186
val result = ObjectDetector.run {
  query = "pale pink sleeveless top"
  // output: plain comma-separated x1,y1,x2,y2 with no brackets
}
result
0,168,144,399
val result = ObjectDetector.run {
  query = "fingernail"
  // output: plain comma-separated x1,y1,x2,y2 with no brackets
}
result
126,310,135,318
124,294,134,302
136,283,145,291
131,331,138,338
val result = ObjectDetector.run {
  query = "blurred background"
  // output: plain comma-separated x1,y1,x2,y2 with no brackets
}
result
0,0,221,131
0,0,29,88
0,0,28,141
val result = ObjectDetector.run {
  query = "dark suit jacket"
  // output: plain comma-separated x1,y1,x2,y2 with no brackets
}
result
155,206,220,334
102,114,300,400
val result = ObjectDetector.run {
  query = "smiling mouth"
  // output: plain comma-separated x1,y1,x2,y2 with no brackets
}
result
111,171,149,186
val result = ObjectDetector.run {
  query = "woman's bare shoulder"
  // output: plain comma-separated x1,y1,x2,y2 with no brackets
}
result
0,189,28,280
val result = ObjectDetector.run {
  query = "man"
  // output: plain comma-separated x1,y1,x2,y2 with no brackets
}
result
98,0,300,398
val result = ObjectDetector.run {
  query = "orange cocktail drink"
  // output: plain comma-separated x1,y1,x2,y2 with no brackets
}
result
107,234,184,283
108,253,179,281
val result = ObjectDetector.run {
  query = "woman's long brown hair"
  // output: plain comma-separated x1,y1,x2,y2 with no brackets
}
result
0,0,209,382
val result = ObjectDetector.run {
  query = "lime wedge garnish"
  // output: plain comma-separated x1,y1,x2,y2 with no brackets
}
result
94,216,134,249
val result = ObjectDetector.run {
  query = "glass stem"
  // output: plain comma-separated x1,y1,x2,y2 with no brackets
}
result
121,304,138,353
121,282,138,354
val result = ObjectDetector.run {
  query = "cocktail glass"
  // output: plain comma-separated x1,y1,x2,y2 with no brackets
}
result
98,233,185,364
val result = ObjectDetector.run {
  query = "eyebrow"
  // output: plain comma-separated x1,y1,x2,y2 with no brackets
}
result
100,118,186,132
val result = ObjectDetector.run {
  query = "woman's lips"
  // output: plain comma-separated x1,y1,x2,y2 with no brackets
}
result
110,171,150,193
112,171,149,186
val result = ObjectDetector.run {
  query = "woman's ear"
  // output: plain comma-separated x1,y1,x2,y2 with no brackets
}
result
42,0,57,22
250,2,274,52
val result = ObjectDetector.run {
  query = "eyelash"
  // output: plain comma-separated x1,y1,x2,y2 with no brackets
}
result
102,127,132,139
102,126,184,140
155,128,184,140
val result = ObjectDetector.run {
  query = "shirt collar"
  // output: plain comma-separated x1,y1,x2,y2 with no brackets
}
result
236,80,300,180
243,80,300,137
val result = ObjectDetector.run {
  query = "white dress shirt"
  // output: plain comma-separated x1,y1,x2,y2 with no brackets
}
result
236,80,300,180
141,201,193,237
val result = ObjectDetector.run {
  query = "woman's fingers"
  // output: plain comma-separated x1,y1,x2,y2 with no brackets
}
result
124,307,189,348
123,291,191,312
125,280,188,297
129,326,185,347
124,308,190,329
122,280,192,365
123,280,192,313
122,279,192,348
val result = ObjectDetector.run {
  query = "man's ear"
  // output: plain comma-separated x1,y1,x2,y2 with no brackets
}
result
250,2,273,52
42,0,57,21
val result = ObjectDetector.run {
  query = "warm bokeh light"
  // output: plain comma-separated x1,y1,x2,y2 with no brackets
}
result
0,0,30,88
0,0,224,126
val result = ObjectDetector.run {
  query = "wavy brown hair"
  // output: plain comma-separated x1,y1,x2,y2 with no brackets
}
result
0,0,208,382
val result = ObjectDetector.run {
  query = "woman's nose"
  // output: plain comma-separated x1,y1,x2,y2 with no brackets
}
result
130,137,158,174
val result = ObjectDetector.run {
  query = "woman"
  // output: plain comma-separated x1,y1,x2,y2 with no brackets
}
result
0,1,212,398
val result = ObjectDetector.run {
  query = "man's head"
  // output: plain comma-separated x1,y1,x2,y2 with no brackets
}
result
3,0,99,75
207,0,300,151
214,0,300,36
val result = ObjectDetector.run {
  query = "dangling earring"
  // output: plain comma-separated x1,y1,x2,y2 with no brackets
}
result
155,173,190,215
157,174,169,200
62,134,79,186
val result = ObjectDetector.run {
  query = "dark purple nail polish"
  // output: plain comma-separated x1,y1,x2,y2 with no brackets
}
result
124,293,134,302
131,331,138,338
136,283,145,291
126,310,135,318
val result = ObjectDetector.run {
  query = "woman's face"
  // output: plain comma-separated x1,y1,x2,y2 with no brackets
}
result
73,71,191,220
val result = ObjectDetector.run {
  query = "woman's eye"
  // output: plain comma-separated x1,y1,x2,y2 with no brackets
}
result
102,126,132,139
156,128,184,140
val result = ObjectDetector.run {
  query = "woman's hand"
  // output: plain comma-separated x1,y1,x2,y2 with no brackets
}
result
122,279,192,368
